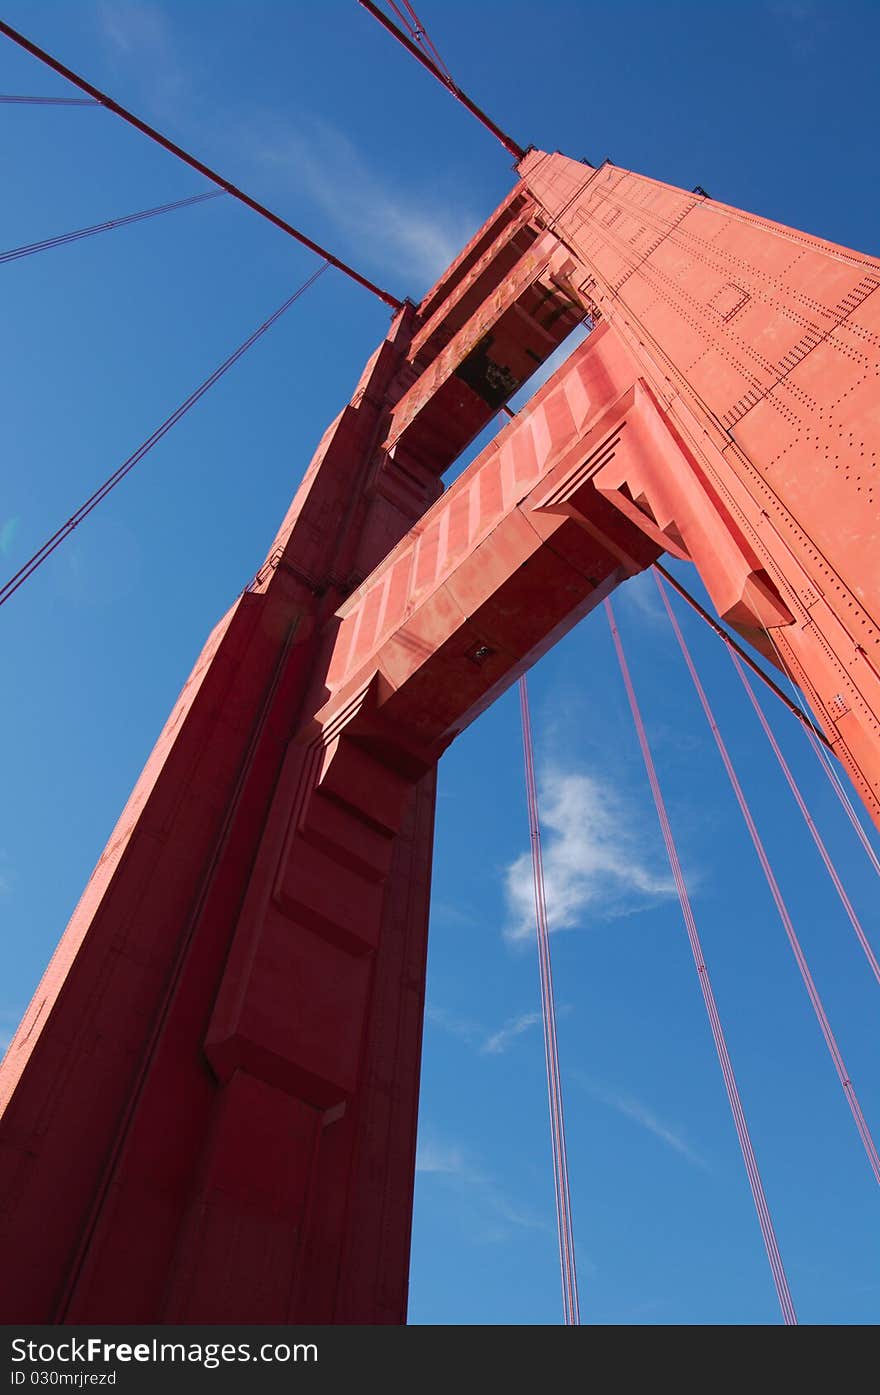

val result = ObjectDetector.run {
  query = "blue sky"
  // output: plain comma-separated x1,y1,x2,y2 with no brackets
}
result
1,0,879,1325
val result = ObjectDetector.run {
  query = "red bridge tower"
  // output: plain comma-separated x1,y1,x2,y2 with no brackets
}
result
1,150,878,1321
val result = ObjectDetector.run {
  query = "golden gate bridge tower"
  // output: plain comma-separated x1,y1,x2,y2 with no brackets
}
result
0,6,878,1324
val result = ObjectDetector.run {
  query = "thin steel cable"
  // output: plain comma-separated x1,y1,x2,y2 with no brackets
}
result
655,572,880,1186
804,725,880,876
519,675,580,1325
520,678,578,1324
387,0,454,81
605,598,796,1325
357,0,526,159
653,563,832,752
1,189,223,264
727,647,880,986
0,93,99,104
759,620,880,877
0,20,402,308
0,263,329,609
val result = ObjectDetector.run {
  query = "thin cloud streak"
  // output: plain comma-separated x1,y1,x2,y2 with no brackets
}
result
252,118,478,287
96,1,189,109
611,1094,707,1168
415,1138,468,1176
504,766,676,942
620,568,665,623
579,1075,707,1169
0,518,19,559
426,1003,542,1056
416,1133,550,1237
98,0,169,56
429,899,480,930
425,1003,481,1048
481,1011,540,1055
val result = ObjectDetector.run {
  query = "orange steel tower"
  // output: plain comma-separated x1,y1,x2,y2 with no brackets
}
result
1,151,878,1322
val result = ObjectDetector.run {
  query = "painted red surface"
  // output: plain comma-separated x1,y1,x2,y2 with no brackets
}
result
1,152,877,1321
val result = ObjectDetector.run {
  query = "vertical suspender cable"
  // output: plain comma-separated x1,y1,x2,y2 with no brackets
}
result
653,563,877,872
518,676,580,1325
605,599,797,1326
655,572,880,1186
759,622,880,878
727,648,880,986
802,724,880,877
653,564,833,752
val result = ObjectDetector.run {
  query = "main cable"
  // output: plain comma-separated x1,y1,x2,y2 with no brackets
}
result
605,598,796,1326
357,1,526,160
0,20,402,309
0,263,329,609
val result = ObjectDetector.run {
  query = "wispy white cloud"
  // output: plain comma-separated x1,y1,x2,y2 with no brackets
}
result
429,899,480,930
481,1011,540,1055
0,518,19,558
416,1132,549,1238
425,1003,481,1048
96,2,188,109
620,568,665,623
426,1003,543,1056
503,766,675,942
579,1075,707,1168
98,0,167,55
610,1094,706,1168
769,1,823,59
252,118,479,287
415,1138,468,1176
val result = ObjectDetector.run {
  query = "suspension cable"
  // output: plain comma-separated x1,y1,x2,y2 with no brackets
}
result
667,551,880,872
1,189,223,265
653,564,832,753
0,20,403,309
386,1,453,81
727,648,880,986
758,620,880,878
518,675,580,1325
0,93,99,105
0,262,329,609
655,571,880,1186
605,598,796,1325
802,722,880,877
357,1,527,160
